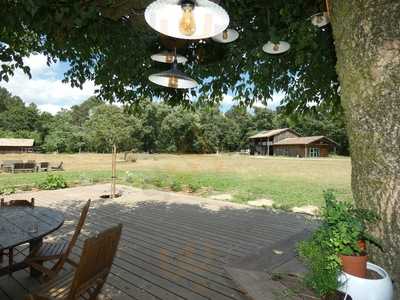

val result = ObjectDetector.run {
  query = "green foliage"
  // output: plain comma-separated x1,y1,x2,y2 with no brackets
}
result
0,186,16,195
298,190,381,296
0,1,339,111
0,87,349,155
188,182,201,193
38,174,68,190
0,87,51,147
298,236,341,297
170,180,183,192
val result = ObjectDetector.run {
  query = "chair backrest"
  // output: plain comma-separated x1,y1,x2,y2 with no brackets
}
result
65,199,91,258
67,224,122,299
0,198,35,207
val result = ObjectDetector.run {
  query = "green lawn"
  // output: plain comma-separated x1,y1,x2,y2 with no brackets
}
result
0,154,352,207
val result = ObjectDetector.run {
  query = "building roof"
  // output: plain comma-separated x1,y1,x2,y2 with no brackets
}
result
273,136,337,146
249,128,297,139
0,138,34,147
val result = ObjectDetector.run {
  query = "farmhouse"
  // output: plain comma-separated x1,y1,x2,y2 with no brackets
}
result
249,128,300,156
0,138,34,153
273,136,337,158
249,129,337,157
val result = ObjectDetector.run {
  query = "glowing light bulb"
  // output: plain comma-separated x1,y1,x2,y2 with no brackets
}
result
222,30,228,40
165,54,174,63
168,76,178,88
179,3,196,36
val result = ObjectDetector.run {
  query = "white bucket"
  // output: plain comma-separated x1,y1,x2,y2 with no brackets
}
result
337,262,393,300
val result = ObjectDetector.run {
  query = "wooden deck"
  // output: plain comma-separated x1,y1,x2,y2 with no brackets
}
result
0,186,312,300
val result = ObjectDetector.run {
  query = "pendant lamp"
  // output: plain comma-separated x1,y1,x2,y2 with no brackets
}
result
212,28,239,43
149,56,198,89
145,0,229,40
151,51,188,64
262,41,290,55
311,12,330,28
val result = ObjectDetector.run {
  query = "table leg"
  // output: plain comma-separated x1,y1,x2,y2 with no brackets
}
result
29,238,42,277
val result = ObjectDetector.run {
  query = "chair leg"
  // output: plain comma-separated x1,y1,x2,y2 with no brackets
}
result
8,248,13,273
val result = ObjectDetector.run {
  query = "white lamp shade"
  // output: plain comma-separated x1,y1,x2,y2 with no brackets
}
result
145,0,230,40
151,52,188,64
149,67,198,89
211,28,239,43
262,41,290,54
311,12,330,27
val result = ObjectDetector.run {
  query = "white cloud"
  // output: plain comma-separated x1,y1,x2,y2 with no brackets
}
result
0,54,95,114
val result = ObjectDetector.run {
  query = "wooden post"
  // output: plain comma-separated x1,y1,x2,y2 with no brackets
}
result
111,144,117,199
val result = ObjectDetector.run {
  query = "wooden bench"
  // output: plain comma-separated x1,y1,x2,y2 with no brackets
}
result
13,162,37,173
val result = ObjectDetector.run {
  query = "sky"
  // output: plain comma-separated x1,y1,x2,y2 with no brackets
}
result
0,54,283,115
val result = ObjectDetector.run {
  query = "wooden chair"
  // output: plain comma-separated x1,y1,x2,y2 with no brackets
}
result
51,162,64,171
25,224,122,300
0,198,35,266
24,199,91,280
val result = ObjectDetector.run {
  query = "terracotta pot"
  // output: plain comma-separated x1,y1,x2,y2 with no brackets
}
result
358,240,367,251
340,254,368,278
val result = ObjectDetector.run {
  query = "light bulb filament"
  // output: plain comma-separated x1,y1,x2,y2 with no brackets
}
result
179,4,196,36
223,30,228,40
168,76,178,88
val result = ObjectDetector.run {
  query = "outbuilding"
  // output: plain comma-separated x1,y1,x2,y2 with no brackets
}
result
0,138,34,153
273,136,337,158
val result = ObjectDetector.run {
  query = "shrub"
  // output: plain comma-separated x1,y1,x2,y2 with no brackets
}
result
152,176,166,188
0,186,16,195
124,171,135,183
38,174,68,190
297,190,382,297
188,182,201,193
170,180,182,192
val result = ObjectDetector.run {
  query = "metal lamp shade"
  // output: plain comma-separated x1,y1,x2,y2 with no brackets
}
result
149,66,198,89
211,28,239,43
145,0,230,40
151,52,188,64
262,41,290,55
311,12,330,27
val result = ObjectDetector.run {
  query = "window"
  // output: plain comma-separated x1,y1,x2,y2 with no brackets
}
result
309,147,320,157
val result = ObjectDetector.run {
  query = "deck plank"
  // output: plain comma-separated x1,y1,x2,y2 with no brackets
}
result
1,187,312,300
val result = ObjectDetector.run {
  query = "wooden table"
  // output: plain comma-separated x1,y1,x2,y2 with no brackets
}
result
0,206,64,277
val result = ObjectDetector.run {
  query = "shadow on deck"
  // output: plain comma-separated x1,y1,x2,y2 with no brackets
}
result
0,187,313,300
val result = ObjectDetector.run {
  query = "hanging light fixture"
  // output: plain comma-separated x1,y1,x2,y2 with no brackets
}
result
145,0,230,40
310,12,330,28
262,41,290,55
149,55,198,89
211,28,239,44
151,51,188,64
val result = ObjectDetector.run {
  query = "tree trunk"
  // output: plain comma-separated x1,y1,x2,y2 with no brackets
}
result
330,0,400,289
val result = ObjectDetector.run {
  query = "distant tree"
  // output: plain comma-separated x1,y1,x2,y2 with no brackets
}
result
252,107,276,132
70,96,103,127
197,105,226,153
43,110,83,153
224,106,254,151
84,104,142,152
159,107,200,153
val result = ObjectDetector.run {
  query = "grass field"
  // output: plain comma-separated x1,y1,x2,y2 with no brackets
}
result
0,153,352,207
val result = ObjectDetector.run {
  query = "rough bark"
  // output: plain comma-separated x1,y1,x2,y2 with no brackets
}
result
330,0,400,289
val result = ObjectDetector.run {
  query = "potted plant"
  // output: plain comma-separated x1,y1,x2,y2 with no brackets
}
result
321,190,381,277
298,190,383,298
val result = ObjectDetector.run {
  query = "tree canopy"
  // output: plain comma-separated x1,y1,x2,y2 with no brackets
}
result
0,87,349,155
0,0,339,111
